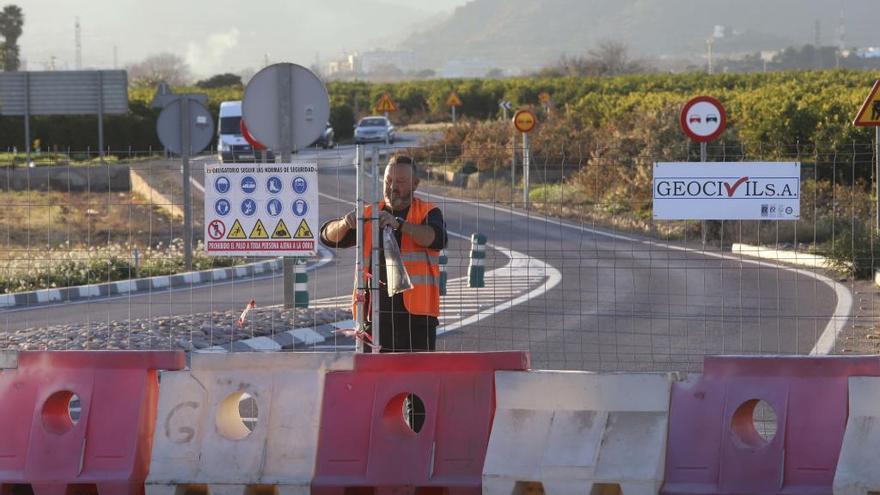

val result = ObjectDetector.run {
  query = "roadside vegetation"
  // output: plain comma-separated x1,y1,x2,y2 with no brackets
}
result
0,190,241,293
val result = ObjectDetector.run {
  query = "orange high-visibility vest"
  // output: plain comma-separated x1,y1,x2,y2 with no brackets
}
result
353,197,441,318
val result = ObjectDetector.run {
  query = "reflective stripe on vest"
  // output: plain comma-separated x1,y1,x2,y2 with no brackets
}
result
353,197,441,317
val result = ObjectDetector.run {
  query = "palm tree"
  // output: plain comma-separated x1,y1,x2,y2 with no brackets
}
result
0,4,24,71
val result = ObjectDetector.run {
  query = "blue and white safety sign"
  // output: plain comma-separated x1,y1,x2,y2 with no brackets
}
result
241,198,257,216
214,199,230,216
203,161,319,256
266,198,283,216
292,176,308,194
241,176,257,194
266,176,283,194
214,176,231,194
292,199,308,217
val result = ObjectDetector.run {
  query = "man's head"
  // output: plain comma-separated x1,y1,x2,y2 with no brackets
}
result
384,154,419,211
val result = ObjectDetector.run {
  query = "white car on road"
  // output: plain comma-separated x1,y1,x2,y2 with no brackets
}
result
353,116,395,144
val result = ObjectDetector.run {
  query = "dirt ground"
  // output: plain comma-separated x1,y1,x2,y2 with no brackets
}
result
0,189,180,250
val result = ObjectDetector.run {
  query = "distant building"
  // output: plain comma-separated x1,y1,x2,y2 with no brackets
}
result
326,52,361,76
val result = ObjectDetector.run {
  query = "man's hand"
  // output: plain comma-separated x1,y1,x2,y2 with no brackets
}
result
378,210,401,230
343,209,357,229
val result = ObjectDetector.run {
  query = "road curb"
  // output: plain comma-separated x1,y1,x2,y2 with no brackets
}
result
196,320,356,353
730,243,833,269
0,258,282,309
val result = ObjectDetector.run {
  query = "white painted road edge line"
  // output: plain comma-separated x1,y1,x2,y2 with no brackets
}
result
417,190,852,356
317,191,562,334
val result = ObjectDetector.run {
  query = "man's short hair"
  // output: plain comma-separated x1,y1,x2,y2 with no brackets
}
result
387,154,417,174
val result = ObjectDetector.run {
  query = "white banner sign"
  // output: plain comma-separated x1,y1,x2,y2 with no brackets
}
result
204,161,319,256
653,162,800,220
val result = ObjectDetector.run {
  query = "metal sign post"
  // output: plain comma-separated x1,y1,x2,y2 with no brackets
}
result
277,66,296,308
180,98,192,269
156,95,213,270
679,95,728,247
512,109,537,210
523,133,531,209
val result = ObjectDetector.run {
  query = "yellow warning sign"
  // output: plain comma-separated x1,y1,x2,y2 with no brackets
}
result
374,93,397,113
227,219,247,239
249,219,269,239
854,80,880,126
272,219,291,239
293,219,313,239
538,91,552,104
446,92,462,107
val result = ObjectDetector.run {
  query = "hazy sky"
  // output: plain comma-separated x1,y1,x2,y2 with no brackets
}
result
12,0,469,76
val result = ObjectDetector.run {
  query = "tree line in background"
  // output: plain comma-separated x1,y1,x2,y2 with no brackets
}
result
0,69,875,153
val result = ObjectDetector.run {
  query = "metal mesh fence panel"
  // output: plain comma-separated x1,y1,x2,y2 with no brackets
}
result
0,140,876,372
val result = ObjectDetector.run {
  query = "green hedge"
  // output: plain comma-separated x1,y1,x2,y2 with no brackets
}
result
1,70,876,152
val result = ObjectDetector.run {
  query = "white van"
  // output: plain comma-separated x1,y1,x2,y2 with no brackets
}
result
217,101,273,162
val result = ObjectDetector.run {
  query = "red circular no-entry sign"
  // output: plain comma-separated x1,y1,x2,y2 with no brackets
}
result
680,96,727,142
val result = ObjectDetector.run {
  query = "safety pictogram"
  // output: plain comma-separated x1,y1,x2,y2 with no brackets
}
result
227,219,247,239
272,219,291,239
446,92,462,107
208,220,226,240
249,219,269,239
293,219,313,239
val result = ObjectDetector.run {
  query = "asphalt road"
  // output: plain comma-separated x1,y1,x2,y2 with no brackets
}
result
0,132,848,371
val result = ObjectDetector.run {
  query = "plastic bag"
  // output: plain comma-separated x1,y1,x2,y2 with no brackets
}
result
383,226,412,296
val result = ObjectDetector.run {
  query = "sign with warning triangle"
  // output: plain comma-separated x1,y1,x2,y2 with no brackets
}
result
854,80,880,126
374,93,397,113
446,92,462,107
249,219,269,239
227,219,247,239
293,219,314,239
272,219,291,239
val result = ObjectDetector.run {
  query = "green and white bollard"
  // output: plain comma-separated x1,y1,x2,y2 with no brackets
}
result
439,249,448,295
468,233,486,288
294,257,309,308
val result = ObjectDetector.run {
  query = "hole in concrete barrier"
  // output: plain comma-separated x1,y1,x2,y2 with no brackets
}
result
1,484,34,495
65,484,97,495
383,392,426,434
589,484,621,495
513,482,545,495
216,391,259,440
731,399,777,448
244,486,277,495
42,391,80,434
174,485,208,495
343,488,375,495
